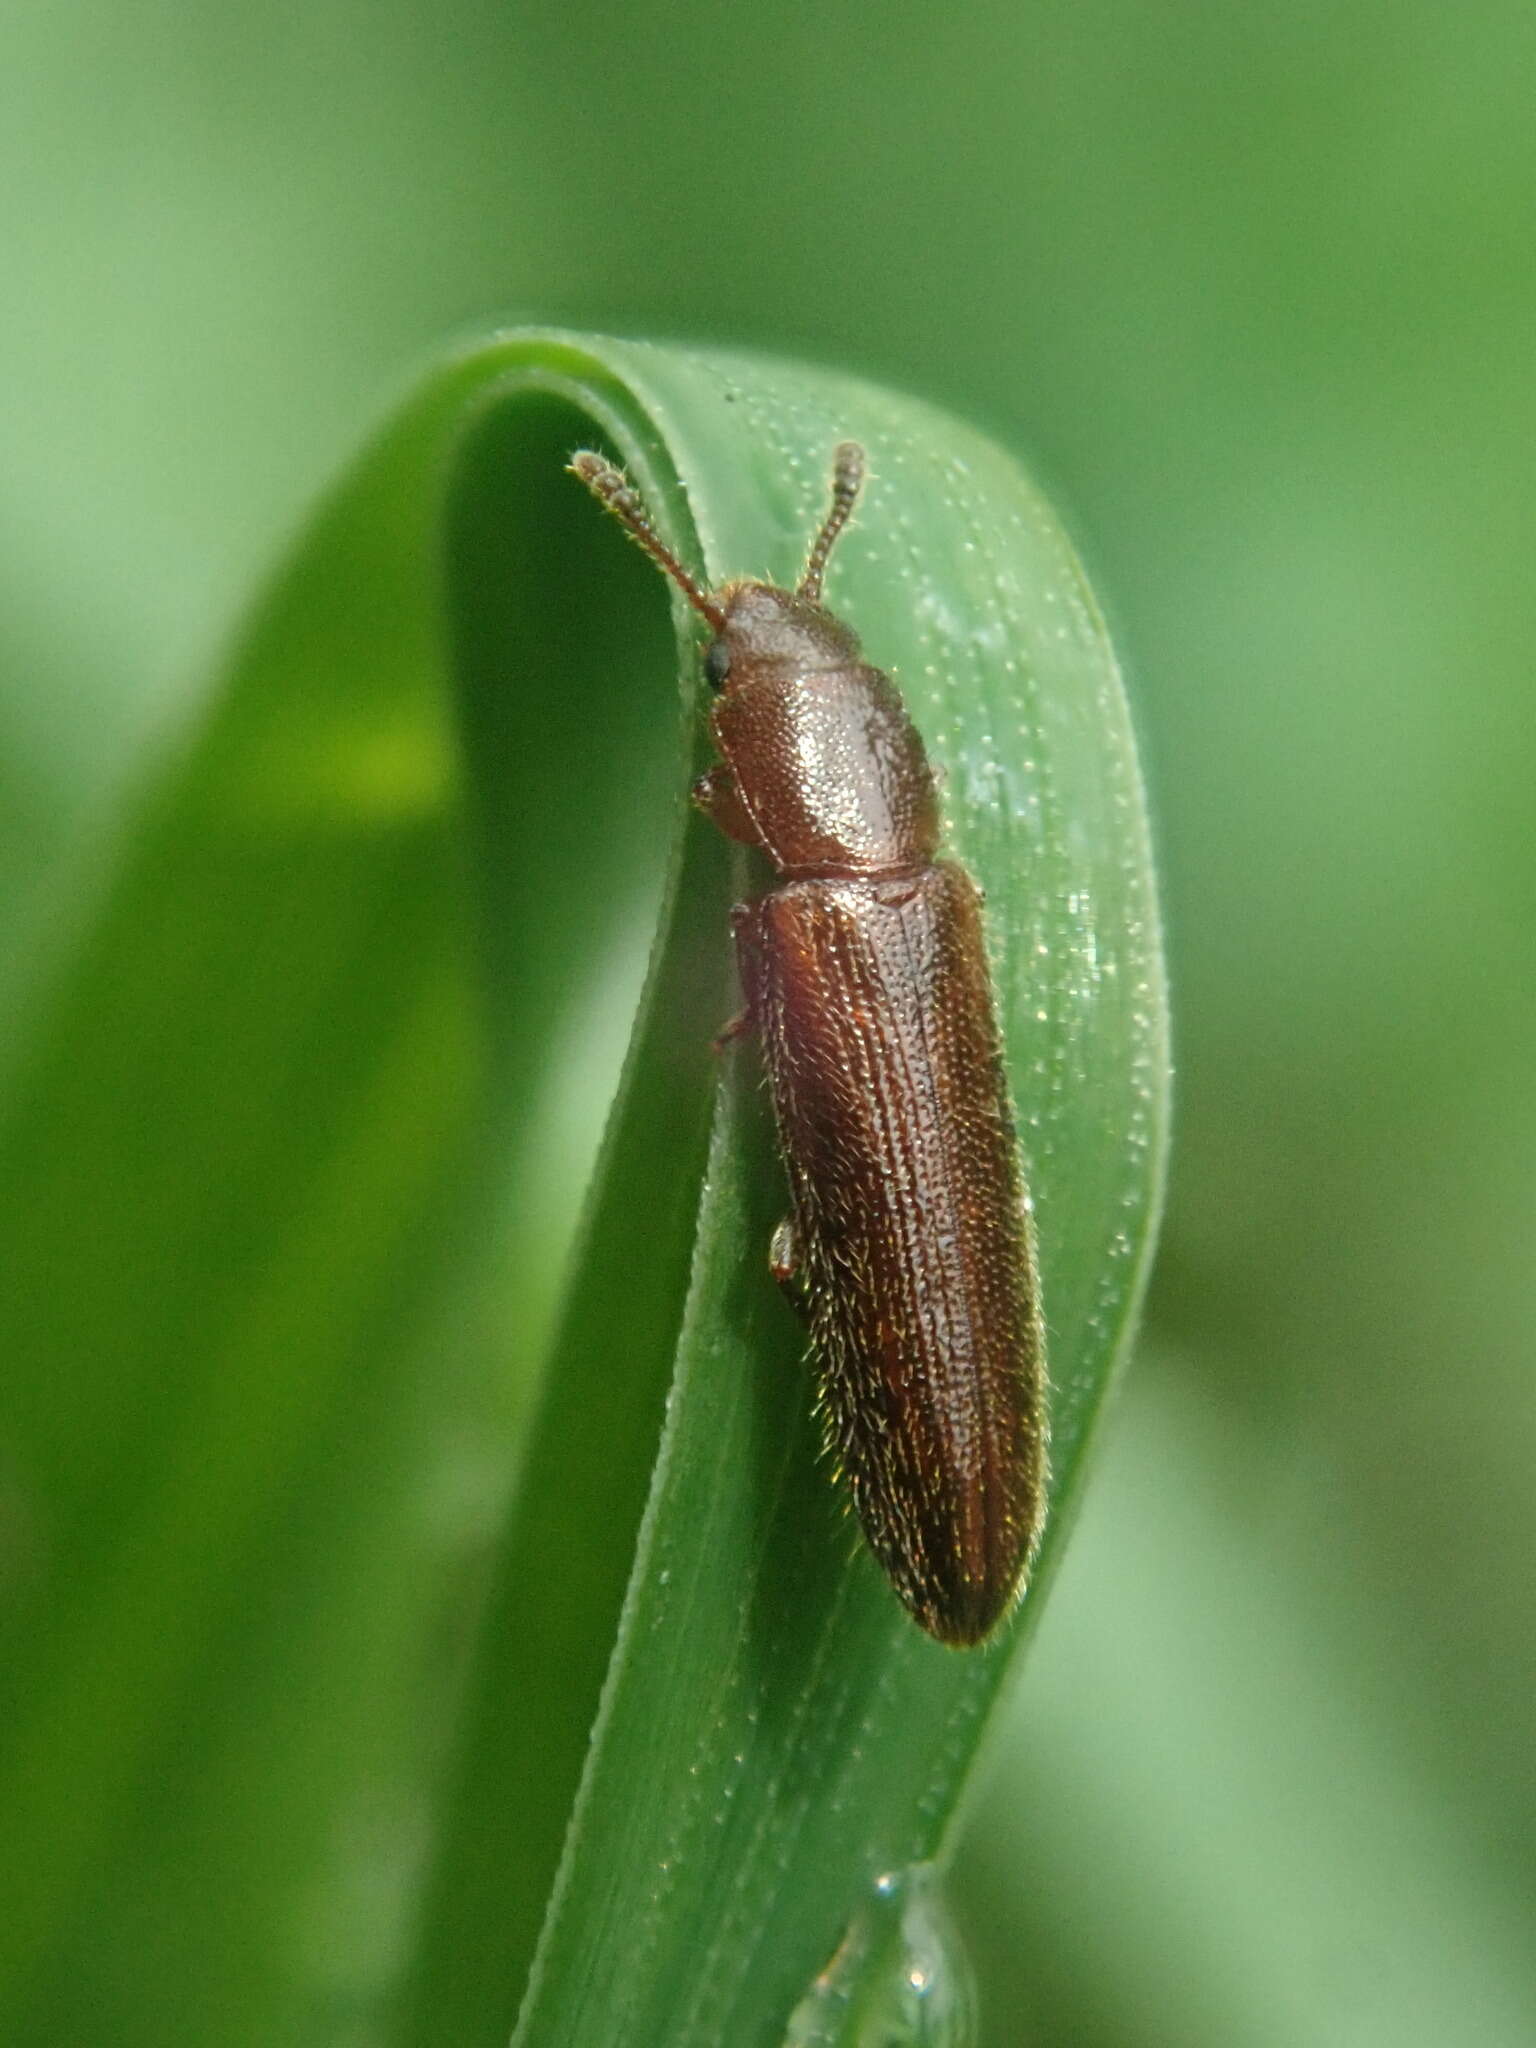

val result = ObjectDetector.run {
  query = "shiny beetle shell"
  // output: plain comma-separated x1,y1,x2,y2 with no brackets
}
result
570,442,1047,1645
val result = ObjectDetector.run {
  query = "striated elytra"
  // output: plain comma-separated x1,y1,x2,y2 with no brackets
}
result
570,443,1046,1646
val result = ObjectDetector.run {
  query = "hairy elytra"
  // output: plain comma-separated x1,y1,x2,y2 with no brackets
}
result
570,442,1047,1646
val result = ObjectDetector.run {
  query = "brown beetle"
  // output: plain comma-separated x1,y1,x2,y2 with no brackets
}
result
570,443,1047,1645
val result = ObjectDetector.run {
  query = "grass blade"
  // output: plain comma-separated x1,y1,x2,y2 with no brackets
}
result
0,332,1166,2048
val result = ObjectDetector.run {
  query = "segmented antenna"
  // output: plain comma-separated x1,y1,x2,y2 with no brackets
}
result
568,452,726,631
798,441,866,602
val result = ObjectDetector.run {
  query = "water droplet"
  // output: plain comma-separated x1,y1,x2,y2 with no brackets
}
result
783,1863,978,2046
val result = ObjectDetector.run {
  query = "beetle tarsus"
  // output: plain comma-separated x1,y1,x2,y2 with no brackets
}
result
769,1216,810,1319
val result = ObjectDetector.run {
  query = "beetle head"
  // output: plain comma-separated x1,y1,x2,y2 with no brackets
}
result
568,441,867,694
702,583,861,694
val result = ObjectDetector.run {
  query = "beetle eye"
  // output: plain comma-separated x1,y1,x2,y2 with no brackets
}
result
704,640,732,691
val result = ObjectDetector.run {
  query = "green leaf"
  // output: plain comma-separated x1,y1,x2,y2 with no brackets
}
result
0,331,1167,2048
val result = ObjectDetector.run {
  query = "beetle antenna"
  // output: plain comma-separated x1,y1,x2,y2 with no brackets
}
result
568,452,727,631
798,441,865,602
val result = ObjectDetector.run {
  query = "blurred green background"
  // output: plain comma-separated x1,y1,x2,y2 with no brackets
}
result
3,4,1534,2045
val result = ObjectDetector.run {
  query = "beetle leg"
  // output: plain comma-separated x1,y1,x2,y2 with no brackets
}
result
711,1006,753,1054
692,765,763,847
769,1216,810,1320
709,901,766,1052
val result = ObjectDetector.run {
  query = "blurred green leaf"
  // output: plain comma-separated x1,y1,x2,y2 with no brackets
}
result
0,332,1166,2047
